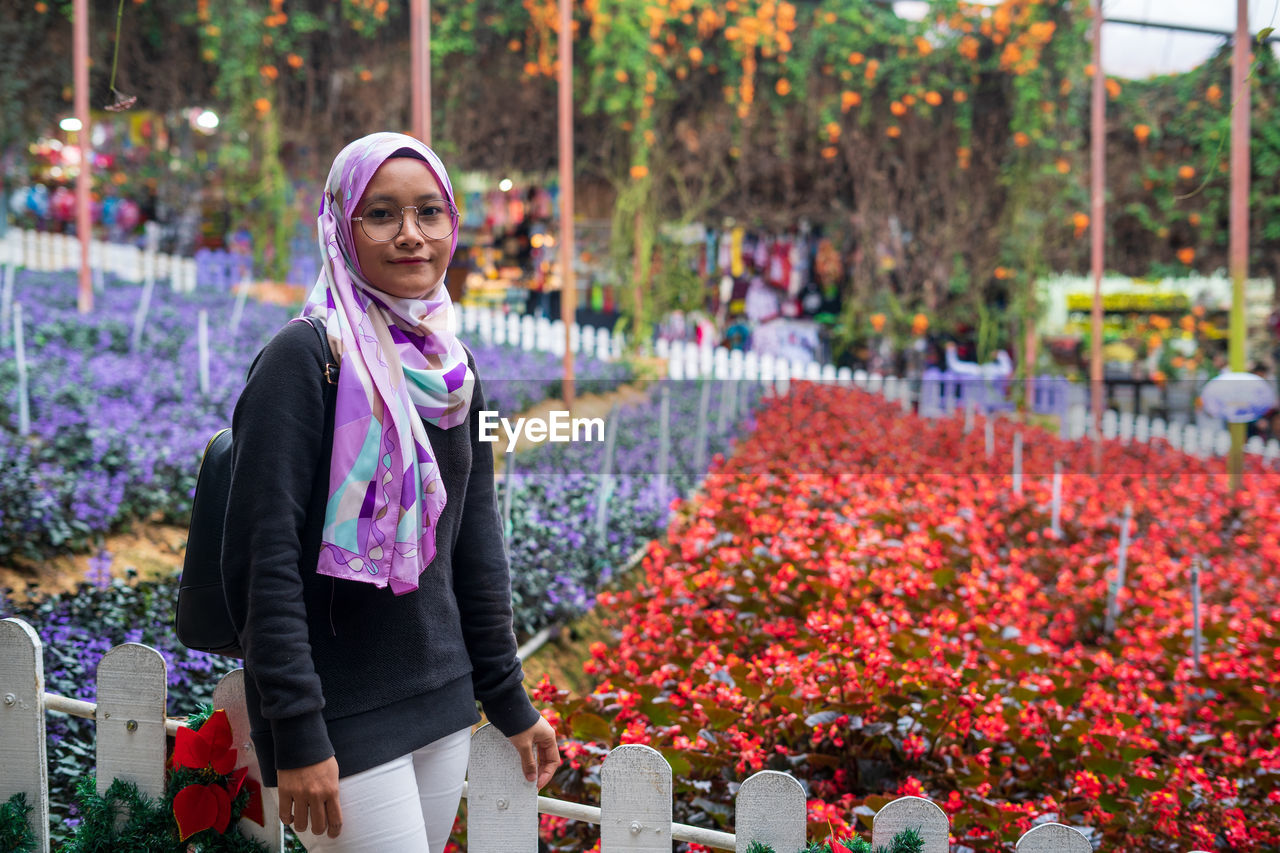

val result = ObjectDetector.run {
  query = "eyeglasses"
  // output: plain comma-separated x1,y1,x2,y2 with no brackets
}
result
352,201,458,242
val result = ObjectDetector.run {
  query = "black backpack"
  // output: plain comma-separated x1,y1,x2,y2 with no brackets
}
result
174,317,337,657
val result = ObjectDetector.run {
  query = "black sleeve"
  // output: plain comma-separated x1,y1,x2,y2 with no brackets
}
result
223,321,334,771
452,355,542,737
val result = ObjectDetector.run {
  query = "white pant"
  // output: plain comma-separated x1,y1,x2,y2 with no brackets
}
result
289,727,472,853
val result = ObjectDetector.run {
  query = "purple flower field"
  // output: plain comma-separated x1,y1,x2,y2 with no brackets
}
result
0,270,630,563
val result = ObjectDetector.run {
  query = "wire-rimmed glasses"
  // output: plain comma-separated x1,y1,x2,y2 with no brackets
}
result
352,201,458,242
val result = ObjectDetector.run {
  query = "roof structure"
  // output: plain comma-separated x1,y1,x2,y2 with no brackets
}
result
890,0,1279,79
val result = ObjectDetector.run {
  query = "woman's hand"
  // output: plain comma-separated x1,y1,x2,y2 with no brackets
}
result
278,756,343,838
507,717,562,789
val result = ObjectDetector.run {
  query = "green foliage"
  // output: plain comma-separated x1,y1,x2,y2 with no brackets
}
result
0,793,36,853
747,827,921,853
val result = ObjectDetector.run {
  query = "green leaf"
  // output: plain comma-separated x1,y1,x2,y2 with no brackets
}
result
570,712,614,744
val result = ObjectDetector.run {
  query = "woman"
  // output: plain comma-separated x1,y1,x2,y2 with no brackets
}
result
223,132,560,852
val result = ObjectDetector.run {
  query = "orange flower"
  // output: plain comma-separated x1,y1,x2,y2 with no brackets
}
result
260,64,279,80
1105,78,1121,99
615,69,629,83
1056,158,1071,174
847,51,864,65
924,90,942,106
1133,123,1150,143
1176,247,1195,265
1178,165,1195,180
956,146,971,169
953,90,968,104
508,39,522,52
286,53,304,69
359,69,373,82
870,313,886,332
994,266,1012,280
864,59,879,82
841,91,861,112
1206,84,1222,105
914,36,932,56
1072,211,1089,237
253,97,271,115
825,122,840,141
775,79,791,96
958,36,979,61
1013,131,1030,148
821,146,838,159
890,101,906,116
1188,212,1201,226
630,164,649,179
688,46,703,64
911,313,929,335
35,1,48,11
886,126,901,138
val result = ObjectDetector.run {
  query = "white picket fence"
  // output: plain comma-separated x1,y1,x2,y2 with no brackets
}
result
0,228,198,292
644,336,1280,464
0,617,1130,853
457,303,627,363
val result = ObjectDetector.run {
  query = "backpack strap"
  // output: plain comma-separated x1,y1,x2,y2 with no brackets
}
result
303,315,339,385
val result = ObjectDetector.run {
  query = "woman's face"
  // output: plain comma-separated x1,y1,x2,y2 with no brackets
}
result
351,157,452,300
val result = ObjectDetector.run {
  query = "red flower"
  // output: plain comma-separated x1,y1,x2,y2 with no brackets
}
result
174,709,237,774
173,782,232,841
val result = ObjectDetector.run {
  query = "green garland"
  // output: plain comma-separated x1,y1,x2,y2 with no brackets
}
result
61,704,269,853
748,827,925,853
0,793,37,853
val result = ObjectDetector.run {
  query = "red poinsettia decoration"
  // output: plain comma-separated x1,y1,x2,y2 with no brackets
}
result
172,710,265,841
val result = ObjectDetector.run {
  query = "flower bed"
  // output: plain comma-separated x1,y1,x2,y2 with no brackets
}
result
0,270,629,563
535,384,1280,851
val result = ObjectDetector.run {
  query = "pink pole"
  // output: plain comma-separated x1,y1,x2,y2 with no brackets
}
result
1228,0,1250,487
74,0,92,313
411,0,431,144
1089,0,1105,468
558,0,575,407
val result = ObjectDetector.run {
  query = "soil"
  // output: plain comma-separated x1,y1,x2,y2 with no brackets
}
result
0,523,188,599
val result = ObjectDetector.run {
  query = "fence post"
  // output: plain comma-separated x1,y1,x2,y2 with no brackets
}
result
212,669,284,852
466,724,539,850
96,643,167,798
600,744,672,852
871,796,949,853
1015,823,1092,851
0,618,50,853
734,770,805,853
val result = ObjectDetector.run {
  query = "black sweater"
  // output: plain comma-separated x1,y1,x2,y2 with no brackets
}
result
222,320,540,786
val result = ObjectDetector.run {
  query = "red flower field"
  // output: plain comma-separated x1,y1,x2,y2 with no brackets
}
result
536,384,1280,851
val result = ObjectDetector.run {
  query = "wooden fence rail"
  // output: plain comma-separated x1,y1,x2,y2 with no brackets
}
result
1,617,1181,852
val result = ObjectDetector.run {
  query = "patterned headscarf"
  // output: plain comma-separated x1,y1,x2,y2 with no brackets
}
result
301,131,474,596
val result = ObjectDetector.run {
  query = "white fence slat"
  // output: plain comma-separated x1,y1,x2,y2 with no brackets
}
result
212,669,284,851
600,744,672,852
1015,822,1093,852
466,723,539,850
0,619,50,853
733,770,805,853
96,643,167,798
871,796,949,853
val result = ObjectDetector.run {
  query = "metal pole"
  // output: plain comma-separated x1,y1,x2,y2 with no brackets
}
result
410,0,431,144
1089,0,1105,472
1228,0,1250,491
74,0,92,314
558,0,576,408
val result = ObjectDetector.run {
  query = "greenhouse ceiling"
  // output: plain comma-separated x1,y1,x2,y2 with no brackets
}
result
891,0,1279,79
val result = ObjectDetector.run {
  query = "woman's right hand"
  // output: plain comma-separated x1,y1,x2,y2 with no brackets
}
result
278,756,343,838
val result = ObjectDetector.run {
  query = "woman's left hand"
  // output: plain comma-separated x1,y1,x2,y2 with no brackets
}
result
507,716,561,789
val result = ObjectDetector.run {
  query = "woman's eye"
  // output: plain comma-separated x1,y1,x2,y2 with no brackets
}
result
421,205,445,218
366,207,395,219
